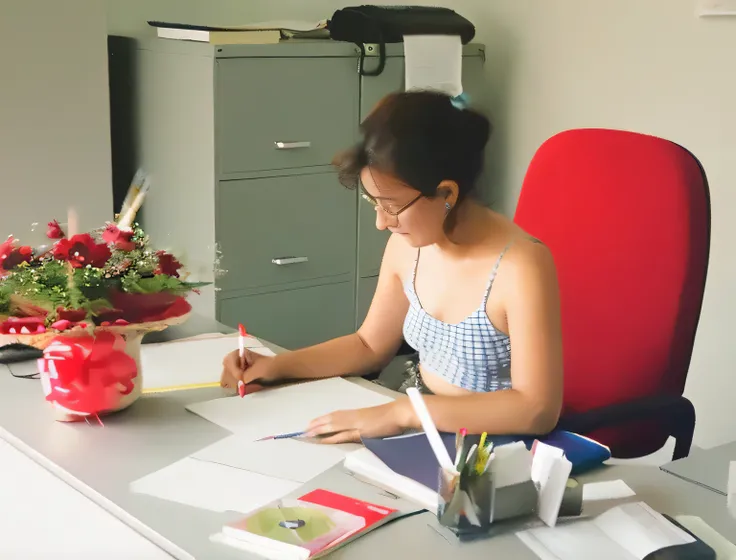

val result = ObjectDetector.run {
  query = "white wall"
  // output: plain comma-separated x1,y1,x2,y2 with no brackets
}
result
108,0,736,449
0,0,113,242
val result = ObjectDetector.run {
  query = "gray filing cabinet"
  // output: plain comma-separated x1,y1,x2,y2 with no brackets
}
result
110,38,485,349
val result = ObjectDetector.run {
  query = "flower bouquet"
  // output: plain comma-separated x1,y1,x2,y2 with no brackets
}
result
0,173,209,421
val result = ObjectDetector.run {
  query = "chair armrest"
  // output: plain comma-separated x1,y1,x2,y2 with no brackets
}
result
558,394,691,433
557,394,695,460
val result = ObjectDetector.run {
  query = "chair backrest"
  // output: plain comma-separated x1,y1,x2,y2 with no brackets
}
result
514,129,710,420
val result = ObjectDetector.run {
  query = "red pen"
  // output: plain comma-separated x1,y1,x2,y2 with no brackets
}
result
238,323,247,398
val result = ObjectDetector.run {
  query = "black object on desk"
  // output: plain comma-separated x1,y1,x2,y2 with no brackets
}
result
0,343,43,364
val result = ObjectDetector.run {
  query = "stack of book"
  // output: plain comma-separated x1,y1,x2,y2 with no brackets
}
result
149,20,329,45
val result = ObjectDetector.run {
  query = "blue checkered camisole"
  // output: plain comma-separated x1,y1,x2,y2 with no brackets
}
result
402,243,513,393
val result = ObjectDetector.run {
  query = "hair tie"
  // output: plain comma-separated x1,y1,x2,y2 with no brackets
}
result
450,92,470,110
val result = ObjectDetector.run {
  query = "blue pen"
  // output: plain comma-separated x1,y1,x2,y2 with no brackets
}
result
256,430,307,442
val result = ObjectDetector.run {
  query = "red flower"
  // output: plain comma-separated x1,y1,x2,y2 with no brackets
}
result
38,331,138,418
0,236,32,275
102,224,135,252
57,307,87,323
53,234,111,268
155,251,182,278
46,220,65,239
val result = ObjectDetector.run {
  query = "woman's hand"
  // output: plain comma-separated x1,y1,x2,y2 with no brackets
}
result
305,399,413,444
220,349,280,390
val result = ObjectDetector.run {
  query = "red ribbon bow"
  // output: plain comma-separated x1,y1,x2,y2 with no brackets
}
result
38,331,138,419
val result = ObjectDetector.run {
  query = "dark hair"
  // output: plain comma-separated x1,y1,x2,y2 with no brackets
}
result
333,90,491,203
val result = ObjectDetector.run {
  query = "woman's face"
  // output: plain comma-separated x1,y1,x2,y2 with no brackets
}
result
360,167,448,247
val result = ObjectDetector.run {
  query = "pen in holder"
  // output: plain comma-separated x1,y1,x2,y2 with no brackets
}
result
437,451,496,536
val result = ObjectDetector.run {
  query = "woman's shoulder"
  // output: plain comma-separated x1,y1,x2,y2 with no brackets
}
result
379,233,417,278
497,230,558,294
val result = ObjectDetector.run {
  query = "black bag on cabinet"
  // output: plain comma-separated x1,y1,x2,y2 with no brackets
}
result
328,6,475,76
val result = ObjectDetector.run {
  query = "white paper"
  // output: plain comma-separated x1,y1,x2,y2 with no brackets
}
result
531,441,565,484
537,455,572,528
403,35,463,97
517,502,694,560
186,377,394,441
491,441,533,488
141,335,275,391
517,521,623,560
130,457,299,514
594,502,694,558
192,434,355,484
583,480,636,502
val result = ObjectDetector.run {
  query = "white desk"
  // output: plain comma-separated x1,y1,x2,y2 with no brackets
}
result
661,441,736,496
2,318,735,558
0,437,171,559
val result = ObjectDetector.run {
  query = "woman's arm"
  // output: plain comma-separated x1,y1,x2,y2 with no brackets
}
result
254,234,410,382
306,241,563,442
406,242,564,434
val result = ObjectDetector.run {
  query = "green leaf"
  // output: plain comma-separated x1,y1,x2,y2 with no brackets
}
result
0,285,10,314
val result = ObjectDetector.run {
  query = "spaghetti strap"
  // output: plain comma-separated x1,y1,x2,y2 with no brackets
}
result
482,242,513,306
410,248,421,282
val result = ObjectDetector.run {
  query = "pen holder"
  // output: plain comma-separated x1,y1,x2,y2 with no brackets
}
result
437,467,496,536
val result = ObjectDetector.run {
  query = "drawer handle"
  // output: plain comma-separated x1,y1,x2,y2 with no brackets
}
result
272,256,309,266
274,141,312,150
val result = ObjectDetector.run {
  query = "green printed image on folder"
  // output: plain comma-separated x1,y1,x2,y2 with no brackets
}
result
213,489,399,559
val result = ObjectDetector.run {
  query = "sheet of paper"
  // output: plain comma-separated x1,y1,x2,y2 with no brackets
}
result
186,377,394,441
130,457,299,514
192,434,355,484
492,441,533,488
404,35,463,97
675,515,736,559
517,520,626,560
595,502,694,559
141,335,275,391
531,440,564,484
582,480,636,502
537,455,572,528
517,502,694,560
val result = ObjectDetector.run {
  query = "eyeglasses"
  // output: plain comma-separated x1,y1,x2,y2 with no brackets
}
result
360,189,423,227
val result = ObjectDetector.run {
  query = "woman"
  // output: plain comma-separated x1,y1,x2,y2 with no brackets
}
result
221,91,563,444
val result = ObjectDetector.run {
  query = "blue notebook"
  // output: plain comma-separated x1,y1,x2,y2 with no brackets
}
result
361,430,611,490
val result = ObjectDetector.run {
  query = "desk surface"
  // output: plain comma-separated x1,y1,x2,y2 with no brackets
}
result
2,317,735,559
661,441,736,496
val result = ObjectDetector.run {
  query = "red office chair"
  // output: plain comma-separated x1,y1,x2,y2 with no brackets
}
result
514,128,710,460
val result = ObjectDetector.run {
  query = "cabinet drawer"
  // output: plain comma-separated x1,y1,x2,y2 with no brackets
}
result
216,173,357,291
216,57,358,174
218,281,355,350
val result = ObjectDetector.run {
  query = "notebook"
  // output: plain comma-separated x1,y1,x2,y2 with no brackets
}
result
346,431,605,515
155,27,281,45
211,489,399,559
517,502,715,560
148,20,329,44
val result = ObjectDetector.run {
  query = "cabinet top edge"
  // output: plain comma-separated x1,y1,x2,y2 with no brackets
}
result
116,36,484,59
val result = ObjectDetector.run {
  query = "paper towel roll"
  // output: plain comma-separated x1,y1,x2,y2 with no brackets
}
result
404,35,463,97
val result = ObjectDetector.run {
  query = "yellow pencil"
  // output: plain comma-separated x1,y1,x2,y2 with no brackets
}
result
475,432,489,474
142,381,222,394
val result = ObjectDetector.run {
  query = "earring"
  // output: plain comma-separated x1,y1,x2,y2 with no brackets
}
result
445,202,452,213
